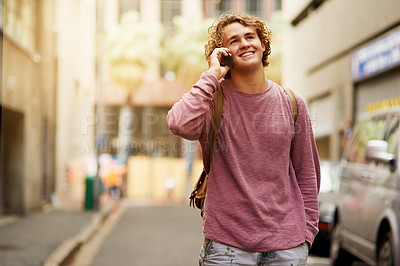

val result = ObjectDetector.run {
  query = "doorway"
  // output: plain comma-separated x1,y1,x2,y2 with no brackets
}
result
0,107,24,214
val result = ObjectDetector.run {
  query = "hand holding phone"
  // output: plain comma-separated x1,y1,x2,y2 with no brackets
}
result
207,49,233,80
220,53,234,69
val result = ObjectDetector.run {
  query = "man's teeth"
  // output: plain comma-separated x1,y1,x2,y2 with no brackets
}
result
241,52,254,57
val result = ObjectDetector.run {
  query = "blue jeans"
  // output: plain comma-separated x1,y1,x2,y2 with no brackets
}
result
199,238,309,266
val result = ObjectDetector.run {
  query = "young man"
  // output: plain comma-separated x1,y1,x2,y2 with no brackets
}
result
167,13,320,265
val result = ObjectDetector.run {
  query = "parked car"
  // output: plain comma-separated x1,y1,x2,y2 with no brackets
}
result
330,107,400,266
311,160,340,256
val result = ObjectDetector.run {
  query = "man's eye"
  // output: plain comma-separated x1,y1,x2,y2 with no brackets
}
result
230,40,237,44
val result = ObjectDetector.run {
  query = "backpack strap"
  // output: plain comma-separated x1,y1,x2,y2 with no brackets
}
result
189,87,223,216
283,87,298,124
206,86,224,173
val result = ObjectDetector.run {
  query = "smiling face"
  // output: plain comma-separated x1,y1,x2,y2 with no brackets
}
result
205,13,272,68
222,22,266,71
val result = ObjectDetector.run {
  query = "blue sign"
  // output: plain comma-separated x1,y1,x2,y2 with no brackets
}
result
352,27,400,81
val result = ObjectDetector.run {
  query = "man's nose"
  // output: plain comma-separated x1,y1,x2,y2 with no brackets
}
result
240,38,251,48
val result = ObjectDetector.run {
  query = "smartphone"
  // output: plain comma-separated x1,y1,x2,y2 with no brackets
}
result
220,53,234,69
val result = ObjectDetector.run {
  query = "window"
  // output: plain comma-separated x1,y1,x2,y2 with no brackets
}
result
275,0,282,11
213,0,232,16
0,0,4,29
4,0,35,50
161,0,182,35
291,0,326,26
347,116,386,164
245,0,262,17
120,0,140,15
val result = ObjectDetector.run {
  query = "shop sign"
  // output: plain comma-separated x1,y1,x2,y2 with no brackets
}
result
365,96,400,113
352,27,400,81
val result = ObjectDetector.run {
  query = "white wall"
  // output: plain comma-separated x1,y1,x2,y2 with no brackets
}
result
55,0,97,206
282,0,400,159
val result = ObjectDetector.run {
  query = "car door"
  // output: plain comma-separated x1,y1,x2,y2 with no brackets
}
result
340,115,387,257
359,114,399,261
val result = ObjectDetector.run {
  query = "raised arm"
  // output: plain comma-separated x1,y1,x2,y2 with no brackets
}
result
167,48,231,140
167,72,221,140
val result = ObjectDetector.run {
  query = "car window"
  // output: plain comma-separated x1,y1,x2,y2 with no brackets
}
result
384,114,399,155
320,162,339,192
346,116,386,164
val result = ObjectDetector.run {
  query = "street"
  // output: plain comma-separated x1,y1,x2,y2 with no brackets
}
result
69,200,203,266
68,199,337,266
2,1,399,266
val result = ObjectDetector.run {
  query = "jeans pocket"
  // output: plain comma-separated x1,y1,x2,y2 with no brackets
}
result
303,242,310,254
199,238,214,263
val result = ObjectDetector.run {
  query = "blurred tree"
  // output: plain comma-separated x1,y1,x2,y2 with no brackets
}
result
105,11,162,165
106,11,162,100
162,16,213,90
163,13,284,88
266,11,283,85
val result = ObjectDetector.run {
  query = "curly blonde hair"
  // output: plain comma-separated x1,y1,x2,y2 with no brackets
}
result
205,12,272,67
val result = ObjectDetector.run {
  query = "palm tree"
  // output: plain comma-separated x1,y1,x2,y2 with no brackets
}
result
162,15,212,90
105,11,162,164
106,11,161,99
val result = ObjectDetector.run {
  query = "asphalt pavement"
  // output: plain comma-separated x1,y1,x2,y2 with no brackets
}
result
73,199,334,266
90,201,203,266
0,198,365,266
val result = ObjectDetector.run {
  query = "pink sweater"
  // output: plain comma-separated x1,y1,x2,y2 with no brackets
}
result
167,72,320,252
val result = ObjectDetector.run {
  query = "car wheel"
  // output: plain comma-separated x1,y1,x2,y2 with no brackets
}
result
378,231,394,266
330,220,354,266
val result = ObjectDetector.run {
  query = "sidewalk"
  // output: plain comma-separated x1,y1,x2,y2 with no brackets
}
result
0,199,119,266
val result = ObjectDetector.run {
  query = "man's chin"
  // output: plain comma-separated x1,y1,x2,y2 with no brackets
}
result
234,61,263,71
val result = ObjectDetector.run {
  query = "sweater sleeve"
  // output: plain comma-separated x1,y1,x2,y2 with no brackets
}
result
167,72,220,141
290,95,321,246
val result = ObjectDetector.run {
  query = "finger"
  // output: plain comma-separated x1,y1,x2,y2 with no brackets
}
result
220,48,231,56
222,65,230,73
212,48,230,58
220,65,230,77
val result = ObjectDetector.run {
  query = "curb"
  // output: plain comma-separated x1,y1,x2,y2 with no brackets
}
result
43,199,120,266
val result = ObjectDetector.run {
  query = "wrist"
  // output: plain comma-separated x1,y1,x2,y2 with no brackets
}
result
206,69,221,80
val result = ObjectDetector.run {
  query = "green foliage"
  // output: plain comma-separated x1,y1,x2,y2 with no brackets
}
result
162,16,213,90
266,11,283,84
106,11,162,95
105,11,285,95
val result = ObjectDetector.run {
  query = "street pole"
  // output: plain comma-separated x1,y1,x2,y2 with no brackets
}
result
94,0,105,210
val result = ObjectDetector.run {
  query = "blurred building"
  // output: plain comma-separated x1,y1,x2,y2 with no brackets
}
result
1,0,57,214
1,0,99,213
54,0,97,208
282,0,400,160
97,0,283,201
100,0,282,157
0,0,286,212
203,0,281,21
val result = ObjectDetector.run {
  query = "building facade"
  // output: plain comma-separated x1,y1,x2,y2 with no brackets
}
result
203,0,280,21
282,0,400,160
97,0,283,160
54,0,97,208
1,0,57,214
0,0,286,212
96,0,284,201
1,0,99,213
